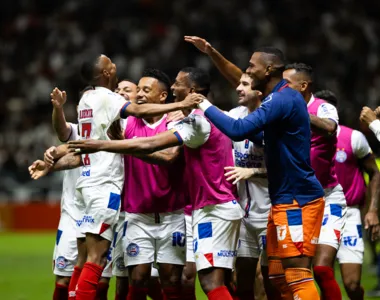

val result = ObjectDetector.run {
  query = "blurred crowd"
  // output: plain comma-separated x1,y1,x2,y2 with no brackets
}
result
1,0,380,201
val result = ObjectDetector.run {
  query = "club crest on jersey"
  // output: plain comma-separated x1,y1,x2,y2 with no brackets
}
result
335,149,347,163
126,243,140,257
116,257,126,270
56,256,67,270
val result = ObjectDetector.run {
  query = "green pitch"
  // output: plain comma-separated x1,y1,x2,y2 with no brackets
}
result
0,232,378,300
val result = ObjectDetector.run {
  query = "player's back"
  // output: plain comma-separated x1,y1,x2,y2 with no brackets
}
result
76,87,126,190
263,87,324,206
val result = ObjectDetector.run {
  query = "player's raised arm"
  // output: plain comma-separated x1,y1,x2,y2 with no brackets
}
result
120,94,203,119
51,87,72,142
360,106,380,142
69,130,182,156
184,36,243,88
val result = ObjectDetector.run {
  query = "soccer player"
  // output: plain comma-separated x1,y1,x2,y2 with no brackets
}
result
49,86,115,300
185,48,325,299
46,54,200,300
225,74,271,300
68,67,245,300
170,67,212,300
119,68,187,300
283,63,347,300
115,79,137,101
50,87,82,300
184,36,273,299
316,90,380,300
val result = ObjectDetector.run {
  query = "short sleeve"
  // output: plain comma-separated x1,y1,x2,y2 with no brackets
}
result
106,92,129,122
351,130,372,159
68,123,79,141
172,114,211,148
317,102,339,124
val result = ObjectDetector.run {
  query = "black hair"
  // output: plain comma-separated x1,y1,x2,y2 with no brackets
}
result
254,46,286,76
314,90,338,107
285,62,314,83
180,67,211,97
118,78,137,85
141,68,171,93
80,55,101,85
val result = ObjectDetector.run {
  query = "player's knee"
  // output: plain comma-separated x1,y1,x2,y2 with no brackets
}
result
182,267,196,287
343,278,361,295
56,275,71,287
198,268,224,294
86,252,108,266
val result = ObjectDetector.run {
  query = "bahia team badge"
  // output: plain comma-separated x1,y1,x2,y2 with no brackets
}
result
126,243,140,257
335,148,347,163
56,256,67,270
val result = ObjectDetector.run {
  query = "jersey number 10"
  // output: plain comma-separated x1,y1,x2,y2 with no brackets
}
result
81,123,92,166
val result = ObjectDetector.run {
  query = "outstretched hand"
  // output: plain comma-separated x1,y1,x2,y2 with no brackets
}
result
28,160,50,180
181,93,205,110
51,87,67,108
360,106,377,125
184,36,213,55
68,140,103,154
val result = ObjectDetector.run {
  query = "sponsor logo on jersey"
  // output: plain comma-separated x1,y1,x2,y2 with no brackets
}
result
217,250,238,257
343,236,358,247
56,256,67,270
76,215,95,227
116,257,126,270
276,225,287,241
234,150,264,168
172,232,186,247
126,243,140,257
79,109,93,119
335,149,347,163
81,170,91,176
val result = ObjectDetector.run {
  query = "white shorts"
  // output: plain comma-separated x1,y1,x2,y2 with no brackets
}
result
318,184,347,250
238,217,268,266
337,207,364,264
53,212,78,277
75,183,121,242
112,212,128,277
185,214,195,263
193,214,241,272
123,210,186,267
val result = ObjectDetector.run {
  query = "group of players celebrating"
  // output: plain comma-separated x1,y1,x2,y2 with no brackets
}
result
29,36,380,300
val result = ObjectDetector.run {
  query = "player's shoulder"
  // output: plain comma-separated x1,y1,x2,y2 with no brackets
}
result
228,106,248,119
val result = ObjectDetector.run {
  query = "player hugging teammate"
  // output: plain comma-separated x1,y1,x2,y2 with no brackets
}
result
29,37,380,300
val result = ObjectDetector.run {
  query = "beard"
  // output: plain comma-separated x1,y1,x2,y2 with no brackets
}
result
250,76,268,93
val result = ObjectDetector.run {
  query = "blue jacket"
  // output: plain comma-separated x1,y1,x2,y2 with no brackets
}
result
204,80,324,206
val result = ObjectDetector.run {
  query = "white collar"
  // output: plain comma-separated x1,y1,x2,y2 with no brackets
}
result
142,114,167,129
307,94,315,107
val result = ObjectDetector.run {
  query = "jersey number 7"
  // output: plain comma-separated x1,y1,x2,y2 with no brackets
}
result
81,123,92,166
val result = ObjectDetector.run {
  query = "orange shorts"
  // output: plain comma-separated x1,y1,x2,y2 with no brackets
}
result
267,197,325,258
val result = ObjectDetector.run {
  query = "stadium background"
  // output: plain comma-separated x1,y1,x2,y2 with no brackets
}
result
0,0,380,299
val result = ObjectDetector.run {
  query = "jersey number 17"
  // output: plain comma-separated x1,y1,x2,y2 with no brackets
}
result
81,123,92,166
